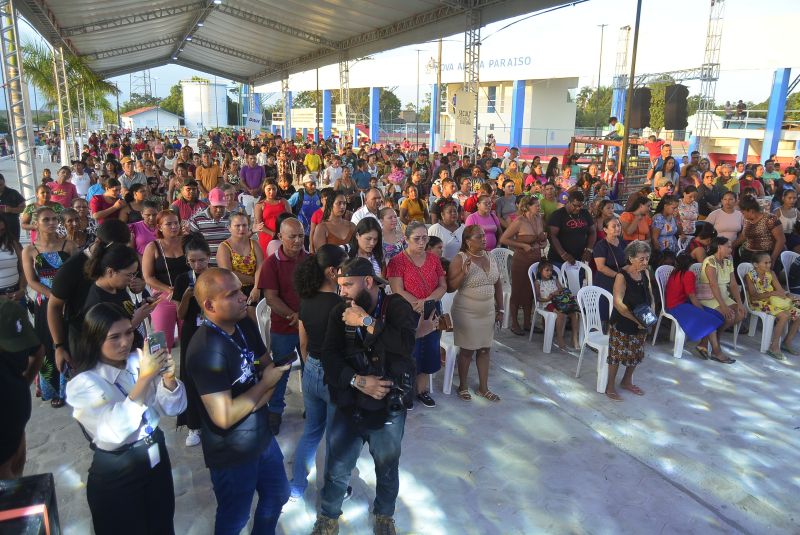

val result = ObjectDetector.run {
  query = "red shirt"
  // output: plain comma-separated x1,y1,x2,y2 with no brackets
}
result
90,194,120,223
258,245,307,334
47,180,78,208
385,251,444,300
311,208,324,226
665,270,696,310
644,140,665,161
171,198,207,222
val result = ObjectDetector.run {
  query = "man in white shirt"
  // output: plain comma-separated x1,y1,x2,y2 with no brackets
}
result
256,144,269,167
501,147,519,171
70,160,94,198
351,188,382,225
321,157,343,189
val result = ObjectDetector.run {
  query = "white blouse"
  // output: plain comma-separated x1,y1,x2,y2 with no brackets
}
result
66,350,187,451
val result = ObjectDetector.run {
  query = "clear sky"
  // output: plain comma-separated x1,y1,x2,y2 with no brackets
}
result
9,0,800,111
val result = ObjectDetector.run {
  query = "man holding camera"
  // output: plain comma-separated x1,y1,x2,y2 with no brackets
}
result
311,258,417,535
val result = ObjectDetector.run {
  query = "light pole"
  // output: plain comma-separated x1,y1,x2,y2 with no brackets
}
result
114,81,121,129
153,77,160,132
415,49,422,147
595,24,607,136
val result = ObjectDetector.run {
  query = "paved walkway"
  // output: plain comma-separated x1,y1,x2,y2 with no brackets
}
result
22,322,800,534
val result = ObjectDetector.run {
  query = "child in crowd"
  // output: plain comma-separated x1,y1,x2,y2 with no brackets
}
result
534,261,580,351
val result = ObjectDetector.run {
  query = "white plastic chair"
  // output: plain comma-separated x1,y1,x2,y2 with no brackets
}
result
489,247,514,328
781,250,799,290
439,291,459,394
677,236,692,253
528,262,561,353
559,261,592,295
737,262,778,353
576,286,613,393
651,265,688,359
689,262,702,279
255,298,271,352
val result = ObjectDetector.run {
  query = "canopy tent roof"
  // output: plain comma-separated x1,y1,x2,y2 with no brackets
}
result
16,0,571,84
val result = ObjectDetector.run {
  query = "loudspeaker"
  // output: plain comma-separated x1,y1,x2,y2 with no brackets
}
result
629,88,651,130
0,474,60,534
665,84,690,130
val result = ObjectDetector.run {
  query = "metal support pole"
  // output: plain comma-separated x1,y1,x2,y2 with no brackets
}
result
59,47,77,157
620,0,642,175
52,47,69,163
0,0,36,199
315,68,320,142
81,86,89,137
75,83,84,150
339,52,351,143
281,78,291,140
594,24,607,136
464,9,481,162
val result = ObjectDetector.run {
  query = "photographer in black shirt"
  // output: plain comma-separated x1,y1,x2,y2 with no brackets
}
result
186,267,291,535
311,258,417,535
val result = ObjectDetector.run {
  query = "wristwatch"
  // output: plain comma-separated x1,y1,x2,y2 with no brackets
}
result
361,315,374,328
350,374,358,388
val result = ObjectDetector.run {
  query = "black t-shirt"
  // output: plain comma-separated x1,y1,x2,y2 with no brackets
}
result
174,271,202,345
264,164,278,180
50,253,93,352
547,207,594,262
0,187,24,241
186,318,270,469
299,292,342,357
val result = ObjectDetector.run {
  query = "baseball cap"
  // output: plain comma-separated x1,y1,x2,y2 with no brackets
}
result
302,174,317,185
337,257,389,286
120,156,133,165
654,175,674,188
208,187,226,207
0,300,39,352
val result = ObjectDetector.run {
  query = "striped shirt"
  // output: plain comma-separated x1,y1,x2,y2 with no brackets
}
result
188,208,231,266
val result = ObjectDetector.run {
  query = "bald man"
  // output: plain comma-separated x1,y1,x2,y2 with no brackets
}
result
186,267,290,534
257,217,307,434
351,187,383,225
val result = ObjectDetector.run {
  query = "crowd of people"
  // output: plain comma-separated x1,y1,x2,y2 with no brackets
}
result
2,126,800,534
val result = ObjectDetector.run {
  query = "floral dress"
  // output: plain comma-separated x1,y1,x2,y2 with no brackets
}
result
653,213,679,251
677,200,698,235
747,270,800,320
382,235,406,265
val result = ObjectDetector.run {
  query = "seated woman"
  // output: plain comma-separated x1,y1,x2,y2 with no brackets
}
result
664,253,727,362
652,195,681,253
696,236,745,355
743,252,800,360
737,195,784,266
619,196,652,242
685,222,716,264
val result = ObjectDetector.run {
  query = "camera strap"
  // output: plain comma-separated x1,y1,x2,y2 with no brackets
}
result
203,319,256,385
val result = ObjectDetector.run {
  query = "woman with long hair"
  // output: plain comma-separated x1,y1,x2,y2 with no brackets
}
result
124,183,148,223
686,221,716,263
21,185,62,242
606,240,655,401
217,212,264,306
545,157,560,181
254,179,291,256
0,213,26,302
313,189,355,251
142,210,189,352
593,199,616,240
387,221,447,407
61,208,91,252
289,244,348,499
21,207,76,406
66,302,186,534
128,200,161,257
773,188,800,252
697,236,745,351
173,235,211,447
71,196,98,243
500,196,547,335
738,194,785,265
90,178,128,224
347,217,384,276
399,184,429,225
664,253,726,361
653,156,679,187
652,195,681,252
677,185,699,236
447,224,503,401
379,206,406,264
465,194,502,251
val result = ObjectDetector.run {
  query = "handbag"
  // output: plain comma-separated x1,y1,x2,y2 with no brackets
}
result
438,313,453,332
551,288,579,314
633,303,657,327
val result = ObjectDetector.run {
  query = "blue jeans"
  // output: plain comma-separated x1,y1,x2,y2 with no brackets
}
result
269,332,300,414
290,356,334,496
320,407,406,519
208,439,290,535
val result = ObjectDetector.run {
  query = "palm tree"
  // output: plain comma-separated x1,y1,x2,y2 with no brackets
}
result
21,41,118,129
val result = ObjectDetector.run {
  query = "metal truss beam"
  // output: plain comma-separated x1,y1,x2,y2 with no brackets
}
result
0,0,36,199
62,2,203,36
250,0,503,84
174,57,248,83
83,36,180,60
191,36,276,67
338,53,351,136
16,0,78,55
169,0,217,61
51,46,69,162
633,66,717,87
464,9,480,160
215,3,337,50
281,78,291,135
97,58,170,78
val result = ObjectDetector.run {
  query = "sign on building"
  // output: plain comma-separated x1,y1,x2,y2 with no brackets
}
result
246,111,262,133
334,104,348,129
293,108,318,129
451,88,477,147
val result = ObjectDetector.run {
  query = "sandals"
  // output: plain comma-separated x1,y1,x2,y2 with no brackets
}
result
456,387,472,401
509,325,526,336
605,391,623,402
709,353,736,364
781,344,798,356
766,350,786,361
475,389,501,402
693,346,710,360
50,398,65,408
621,384,645,396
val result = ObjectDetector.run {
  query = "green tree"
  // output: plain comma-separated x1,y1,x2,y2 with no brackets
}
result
160,83,183,116
574,85,613,129
120,92,160,113
648,80,672,133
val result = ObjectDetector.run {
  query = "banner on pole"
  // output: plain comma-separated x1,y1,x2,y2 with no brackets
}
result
451,88,476,147
246,111,262,132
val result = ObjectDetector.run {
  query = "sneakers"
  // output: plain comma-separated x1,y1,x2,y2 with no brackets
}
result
416,392,436,408
268,412,282,435
373,514,397,535
344,485,353,501
310,515,339,535
185,429,201,447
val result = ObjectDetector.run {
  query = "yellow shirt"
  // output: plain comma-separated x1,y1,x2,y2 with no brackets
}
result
401,198,426,223
195,164,221,194
506,170,524,195
304,153,322,173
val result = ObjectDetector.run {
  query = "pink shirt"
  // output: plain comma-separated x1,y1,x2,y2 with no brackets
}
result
47,180,78,208
129,221,157,255
465,211,501,250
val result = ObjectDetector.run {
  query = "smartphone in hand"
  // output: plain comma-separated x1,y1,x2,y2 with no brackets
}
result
146,331,167,355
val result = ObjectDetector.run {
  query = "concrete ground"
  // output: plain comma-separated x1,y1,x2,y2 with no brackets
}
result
20,322,800,535
5,155,800,534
